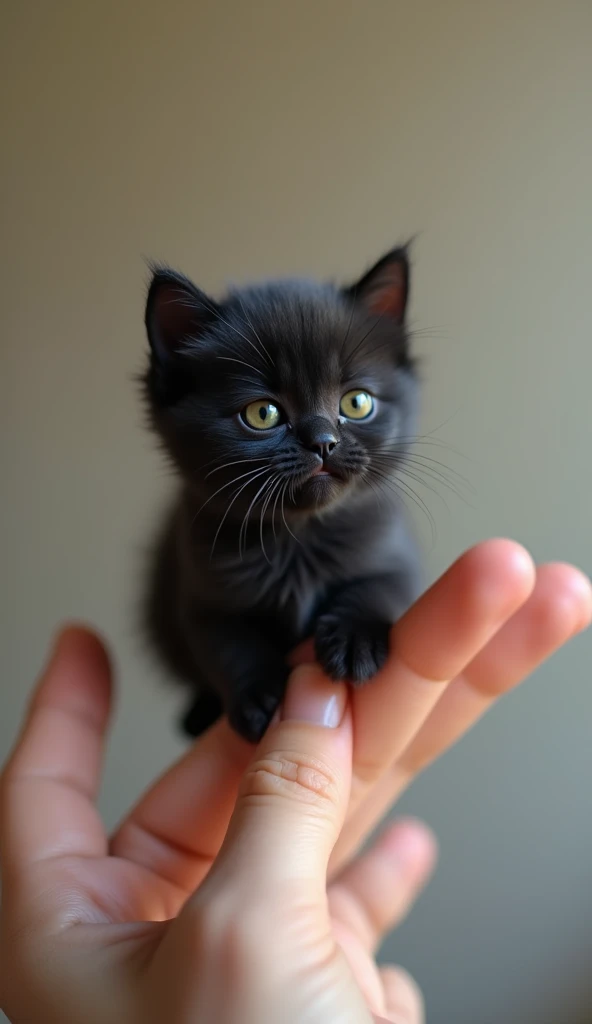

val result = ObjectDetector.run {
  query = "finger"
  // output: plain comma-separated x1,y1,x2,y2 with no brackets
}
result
110,718,253,892
0,627,111,880
349,540,535,793
398,562,592,774
195,665,352,899
330,821,434,1019
329,819,437,953
332,562,592,871
379,966,425,1024
159,669,365,1024
290,637,315,666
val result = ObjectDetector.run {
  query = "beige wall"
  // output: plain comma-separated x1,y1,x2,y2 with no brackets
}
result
2,2,592,1021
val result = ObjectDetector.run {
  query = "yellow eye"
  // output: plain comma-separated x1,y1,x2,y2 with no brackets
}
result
242,400,281,430
340,390,374,420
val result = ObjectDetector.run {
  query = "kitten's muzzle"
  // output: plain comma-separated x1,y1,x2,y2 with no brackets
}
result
297,416,340,461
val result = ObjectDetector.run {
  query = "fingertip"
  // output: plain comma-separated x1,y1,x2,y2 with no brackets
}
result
560,567,592,633
50,622,110,665
532,563,592,638
33,623,114,725
288,638,316,667
460,539,536,602
378,817,439,881
282,664,348,728
286,662,327,688
212,667,353,893
398,540,536,681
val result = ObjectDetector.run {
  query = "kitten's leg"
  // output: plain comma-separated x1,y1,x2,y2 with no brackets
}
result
314,570,419,684
186,616,291,744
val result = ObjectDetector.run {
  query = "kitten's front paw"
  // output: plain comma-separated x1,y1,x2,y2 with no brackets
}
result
315,614,391,684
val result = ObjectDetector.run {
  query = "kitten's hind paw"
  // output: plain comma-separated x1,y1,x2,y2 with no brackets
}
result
315,614,391,684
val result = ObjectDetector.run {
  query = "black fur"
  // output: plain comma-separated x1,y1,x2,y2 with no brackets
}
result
142,247,422,742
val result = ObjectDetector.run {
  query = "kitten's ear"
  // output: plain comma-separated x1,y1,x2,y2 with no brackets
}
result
345,246,410,323
145,266,218,363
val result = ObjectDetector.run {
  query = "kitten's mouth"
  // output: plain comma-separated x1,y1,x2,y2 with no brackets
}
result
310,464,343,480
290,462,352,511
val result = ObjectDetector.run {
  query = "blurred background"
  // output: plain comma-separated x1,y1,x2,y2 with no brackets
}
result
2,2,591,1021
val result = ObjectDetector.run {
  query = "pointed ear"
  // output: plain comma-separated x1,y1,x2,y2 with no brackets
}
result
345,246,410,323
145,266,218,363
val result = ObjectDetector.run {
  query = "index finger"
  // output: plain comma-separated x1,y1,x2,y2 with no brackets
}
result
349,540,535,796
0,627,111,883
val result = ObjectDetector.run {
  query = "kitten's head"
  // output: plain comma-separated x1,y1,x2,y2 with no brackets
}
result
143,247,418,522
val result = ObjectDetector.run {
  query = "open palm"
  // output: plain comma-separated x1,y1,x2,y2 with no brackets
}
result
2,541,590,1023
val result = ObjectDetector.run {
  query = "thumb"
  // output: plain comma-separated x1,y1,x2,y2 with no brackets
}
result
206,665,352,897
162,672,370,1024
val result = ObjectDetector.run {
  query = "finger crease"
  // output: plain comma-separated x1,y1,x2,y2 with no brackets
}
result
112,820,213,891
330,883,379,949
30,701,106,735
5,772,95,801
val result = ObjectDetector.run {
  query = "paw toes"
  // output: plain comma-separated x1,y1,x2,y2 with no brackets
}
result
229,698,277,743
314,616,349,680
352,629,389,683
228,677,286,743
315,616,391,685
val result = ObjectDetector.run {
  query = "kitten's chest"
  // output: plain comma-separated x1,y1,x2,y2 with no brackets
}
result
192,506,406,638
212,530,350,638
272,542,338,636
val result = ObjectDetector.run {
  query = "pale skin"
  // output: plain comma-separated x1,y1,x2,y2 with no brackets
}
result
1,541,591,1023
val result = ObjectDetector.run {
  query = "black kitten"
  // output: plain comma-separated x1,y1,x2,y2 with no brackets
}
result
142,247,422,743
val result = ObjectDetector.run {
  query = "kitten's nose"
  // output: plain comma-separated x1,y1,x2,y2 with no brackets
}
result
298,417,340,460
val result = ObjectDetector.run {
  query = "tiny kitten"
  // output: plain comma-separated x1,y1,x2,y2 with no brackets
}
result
142,246,422,743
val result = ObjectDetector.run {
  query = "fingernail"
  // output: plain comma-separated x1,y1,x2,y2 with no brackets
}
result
281,665,347,728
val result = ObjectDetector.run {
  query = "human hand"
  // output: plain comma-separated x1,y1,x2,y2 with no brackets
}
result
1,541,590,1023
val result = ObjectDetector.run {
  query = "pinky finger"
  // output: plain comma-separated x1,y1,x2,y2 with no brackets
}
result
378,965,425,1024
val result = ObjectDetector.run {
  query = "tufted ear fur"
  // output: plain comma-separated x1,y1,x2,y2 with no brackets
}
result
345,246,410,323
145,266,219,364
144,265,220,406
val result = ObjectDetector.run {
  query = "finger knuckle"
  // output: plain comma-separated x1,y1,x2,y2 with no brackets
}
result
396,744,429,776
350,753,384,788
240,750,340,814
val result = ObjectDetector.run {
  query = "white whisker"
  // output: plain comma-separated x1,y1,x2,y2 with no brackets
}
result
239,472,275,559
192,465,270,527
209,466,271,560
205,456,267,480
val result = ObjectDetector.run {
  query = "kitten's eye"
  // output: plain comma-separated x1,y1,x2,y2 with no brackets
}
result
340,390,374,420
242,400,282,430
